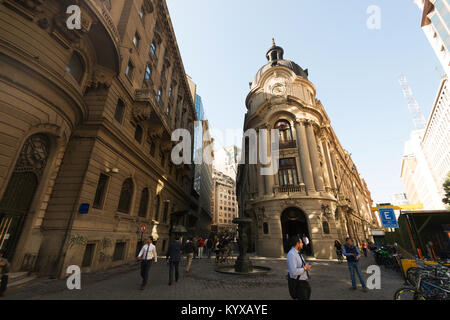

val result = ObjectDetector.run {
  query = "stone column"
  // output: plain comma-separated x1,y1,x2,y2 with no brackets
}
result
295,120,315,192
327,147,338,191
263,127,275,195
319,136,332,192
305,122,325,192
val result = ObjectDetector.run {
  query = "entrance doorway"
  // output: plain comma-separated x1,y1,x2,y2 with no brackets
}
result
281,207,311,254
0,134,50,261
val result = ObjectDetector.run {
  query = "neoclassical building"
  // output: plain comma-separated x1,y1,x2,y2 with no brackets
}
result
0,0,200,277
236,42,379,259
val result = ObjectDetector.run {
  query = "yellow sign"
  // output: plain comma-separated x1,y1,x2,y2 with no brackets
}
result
370,204,424,212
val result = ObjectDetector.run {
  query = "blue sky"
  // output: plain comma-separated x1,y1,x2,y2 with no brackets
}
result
166,0,443,204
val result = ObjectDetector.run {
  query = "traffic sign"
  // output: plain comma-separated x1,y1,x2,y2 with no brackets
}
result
140,224,146,233
378,208,399,229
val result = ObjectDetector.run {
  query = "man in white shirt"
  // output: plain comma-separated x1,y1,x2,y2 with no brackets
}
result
137,236,158,290
287,236,312,300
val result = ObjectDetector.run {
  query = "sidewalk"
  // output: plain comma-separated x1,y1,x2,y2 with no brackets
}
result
3,255,404,300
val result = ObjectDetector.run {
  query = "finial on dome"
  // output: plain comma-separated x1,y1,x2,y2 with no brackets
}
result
272,38,275,46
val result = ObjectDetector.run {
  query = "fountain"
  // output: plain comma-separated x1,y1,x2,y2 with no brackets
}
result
215,217,271,275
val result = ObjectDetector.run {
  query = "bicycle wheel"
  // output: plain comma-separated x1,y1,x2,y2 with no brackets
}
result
394,287,426,300
406,267,418,286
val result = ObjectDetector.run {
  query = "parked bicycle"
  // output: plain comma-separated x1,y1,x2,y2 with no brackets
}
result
394,260,450,300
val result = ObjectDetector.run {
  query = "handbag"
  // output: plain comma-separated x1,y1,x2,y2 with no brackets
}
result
287,274,302,299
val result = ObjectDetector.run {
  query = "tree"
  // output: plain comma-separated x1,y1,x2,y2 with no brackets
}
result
443,171,450,209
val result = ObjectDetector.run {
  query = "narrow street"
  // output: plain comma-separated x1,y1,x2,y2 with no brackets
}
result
4,254,405,300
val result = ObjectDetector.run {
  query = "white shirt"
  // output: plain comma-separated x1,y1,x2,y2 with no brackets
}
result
287,247,309,281
137,243,158,262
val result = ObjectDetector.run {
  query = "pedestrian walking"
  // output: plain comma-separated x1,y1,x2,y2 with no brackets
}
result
302,234,310,255
334,240,344,263
137,236,158,290
206,236,214,259
362,241,368,258
183,238,196,273
0,249,10,297
342,237,367,291
286,236,312,300
166,236,182,286
197,237,204,259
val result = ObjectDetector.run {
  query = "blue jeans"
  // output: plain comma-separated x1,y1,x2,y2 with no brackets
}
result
347,261,366,288
140,260,153,286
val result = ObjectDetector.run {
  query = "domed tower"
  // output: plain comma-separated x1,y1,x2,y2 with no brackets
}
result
237,41,377,258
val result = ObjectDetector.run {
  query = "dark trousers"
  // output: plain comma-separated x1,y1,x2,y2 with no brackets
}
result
295,280,311,300
0,275,8,294
169,261,179,284
140,260,153,286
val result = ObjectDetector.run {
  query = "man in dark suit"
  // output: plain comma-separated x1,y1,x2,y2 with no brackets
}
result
166,236,182,285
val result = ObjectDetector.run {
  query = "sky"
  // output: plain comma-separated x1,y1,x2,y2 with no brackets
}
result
166,0,443,204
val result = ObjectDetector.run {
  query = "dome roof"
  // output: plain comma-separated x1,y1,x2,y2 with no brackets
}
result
252,40,308,87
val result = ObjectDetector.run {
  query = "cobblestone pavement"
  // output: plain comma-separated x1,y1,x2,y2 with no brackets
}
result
4,254,405,300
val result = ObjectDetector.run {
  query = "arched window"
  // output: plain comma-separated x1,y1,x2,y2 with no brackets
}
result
114,99,125,123
67,51,85,84
138,188,149,218
134,125,143,143
322,220,330,234
274,120,293,144
117,178,134,213
154,194,161,221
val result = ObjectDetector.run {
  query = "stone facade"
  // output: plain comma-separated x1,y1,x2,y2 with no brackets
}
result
0,0,199,277
236,42,380,259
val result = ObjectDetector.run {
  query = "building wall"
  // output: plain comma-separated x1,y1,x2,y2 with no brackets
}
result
237,44,378,259
415,0,450,76
0,0,198,277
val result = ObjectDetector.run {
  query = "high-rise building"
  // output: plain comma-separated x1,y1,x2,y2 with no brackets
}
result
0,0,199,277
237,42,379,259
400,77,449,209
211,170,238,234
213,145,241,180
400,3,449,209
414,0,449,76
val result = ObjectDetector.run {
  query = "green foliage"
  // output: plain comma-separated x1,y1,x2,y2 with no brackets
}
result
443,171,450,209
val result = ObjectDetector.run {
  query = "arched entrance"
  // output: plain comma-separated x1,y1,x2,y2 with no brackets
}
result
0,134,50,260
281,207,311,254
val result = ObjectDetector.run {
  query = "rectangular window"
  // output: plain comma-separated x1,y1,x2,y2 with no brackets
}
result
113,242,126,261
162,201,169,223
82,243,96,267
93,174,109,209
279,158,299,186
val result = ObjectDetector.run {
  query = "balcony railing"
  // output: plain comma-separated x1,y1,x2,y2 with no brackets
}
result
274,184,304,194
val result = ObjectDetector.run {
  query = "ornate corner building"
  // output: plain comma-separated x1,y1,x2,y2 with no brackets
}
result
0,0,200,277
236,42,380,259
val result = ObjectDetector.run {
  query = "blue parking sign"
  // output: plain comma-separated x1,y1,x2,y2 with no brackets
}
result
379,208,398,229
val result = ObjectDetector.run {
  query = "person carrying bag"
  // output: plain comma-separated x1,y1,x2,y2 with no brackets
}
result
286,236,312,300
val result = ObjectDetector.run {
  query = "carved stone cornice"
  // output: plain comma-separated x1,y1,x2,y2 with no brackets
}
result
3,0,45,20
86,67,113,91
147,122,165,139
132,104,152,124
